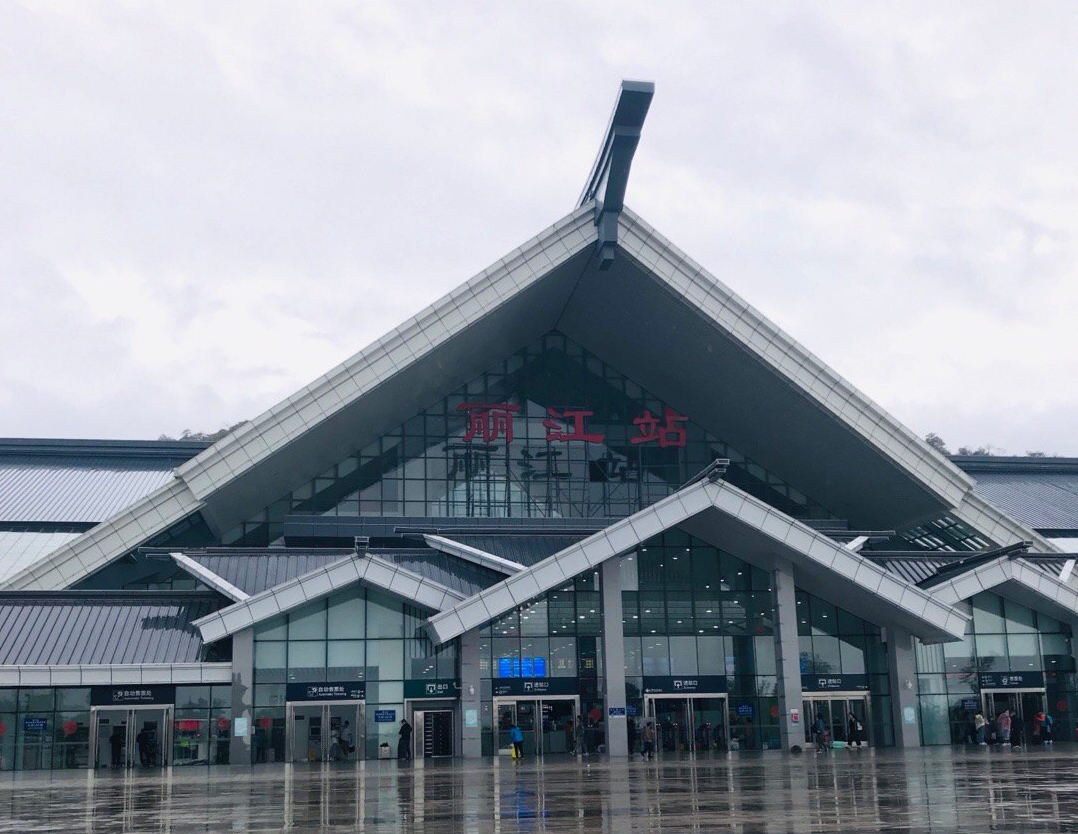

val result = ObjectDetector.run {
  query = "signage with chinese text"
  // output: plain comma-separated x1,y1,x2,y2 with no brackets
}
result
403,679,461,699
285,682,365,702
608,706,627,717
979,672,1044,690
801,675,869,693
455,402,690,448
374,710,397,723
91,685,176,706
22,717,47,733
642,676,727,695
491,678,579,698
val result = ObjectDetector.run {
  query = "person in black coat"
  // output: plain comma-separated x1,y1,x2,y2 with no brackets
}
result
398,718,413,760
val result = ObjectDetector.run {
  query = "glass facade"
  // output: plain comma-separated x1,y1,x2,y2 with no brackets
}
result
0,687,90,771
173,685,233,766
478,569,604,755
223,331,837,545
915,591,1077,745
252,586,455,760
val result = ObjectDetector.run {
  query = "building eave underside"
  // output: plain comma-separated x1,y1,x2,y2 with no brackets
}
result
191,552,467,644
425,479,970,647
2,204,1055,592
924,554,1078,625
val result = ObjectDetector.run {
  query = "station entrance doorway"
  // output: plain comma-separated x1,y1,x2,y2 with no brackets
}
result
803,694,870,747
286,701,363,763
494,696,579,757
90,706,173,769
982,689,1046,743
644,694,728,753
412,708,455,758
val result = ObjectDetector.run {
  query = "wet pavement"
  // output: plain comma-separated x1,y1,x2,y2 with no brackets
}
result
2,747,1078,833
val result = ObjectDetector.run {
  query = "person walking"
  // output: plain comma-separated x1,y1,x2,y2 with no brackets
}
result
340,720,354,761
1043,713,1054,746
846,711,864,749
641,721,655,760
1033,711,1045,745
997,710,1011,747
812,714,829,753
398,718,413,760
973,713,987,745
509,723,524,760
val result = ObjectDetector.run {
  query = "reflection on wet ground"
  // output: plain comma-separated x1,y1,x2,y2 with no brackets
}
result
3,748,1078,833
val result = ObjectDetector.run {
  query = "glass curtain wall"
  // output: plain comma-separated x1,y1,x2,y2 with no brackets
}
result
252,587,456,761
0,688,90,771
477,569,604,755
222,331,838,545
796,591,892,745
916,591,1076,745
173,685,232,766
620,531,890,750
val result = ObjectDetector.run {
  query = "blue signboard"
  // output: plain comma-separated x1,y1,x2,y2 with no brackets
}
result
608,706,626,717
736,703,754,718
22,717,47,733
961,698,979,711
497,656,547,679
374,710,397,723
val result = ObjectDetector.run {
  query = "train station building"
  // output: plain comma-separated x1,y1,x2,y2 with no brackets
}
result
1,83,1076,771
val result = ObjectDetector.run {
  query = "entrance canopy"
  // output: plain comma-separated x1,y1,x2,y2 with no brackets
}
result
424,477,970,646
922,552,1078,626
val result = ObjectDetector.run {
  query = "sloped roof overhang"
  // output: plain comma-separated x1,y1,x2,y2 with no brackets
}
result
192,552,466,644
925,554,1078,625
424,479,970,646
5,199,1057,590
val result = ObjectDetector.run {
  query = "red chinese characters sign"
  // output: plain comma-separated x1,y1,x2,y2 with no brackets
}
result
456,402,687,448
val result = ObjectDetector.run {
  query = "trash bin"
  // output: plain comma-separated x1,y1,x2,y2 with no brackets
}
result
378,743,391,760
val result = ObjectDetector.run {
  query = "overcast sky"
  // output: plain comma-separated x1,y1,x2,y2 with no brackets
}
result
2,2,1076,455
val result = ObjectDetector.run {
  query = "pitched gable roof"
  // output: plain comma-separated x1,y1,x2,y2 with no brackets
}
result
3,203,1056,591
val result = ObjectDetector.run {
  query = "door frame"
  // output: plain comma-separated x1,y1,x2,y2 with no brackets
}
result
286,699,364,763
408,702,457,758
643,693,729,754
801,691,872,747
90,704,174,769
492,695,579,757
981,688,1046,734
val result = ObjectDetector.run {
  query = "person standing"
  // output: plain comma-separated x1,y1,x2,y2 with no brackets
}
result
1043,713,1054,746
627,716,638,757
812,714,828,753
509,723,524,760
109,725,125,767
641,721,655,760
997,710,1011,747
398,718,413,760
973,713,987,745
1032,711,1044,745
136,726,150,766
846,711,863,749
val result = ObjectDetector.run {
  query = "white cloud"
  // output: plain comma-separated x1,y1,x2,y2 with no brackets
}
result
0,1,1075,454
